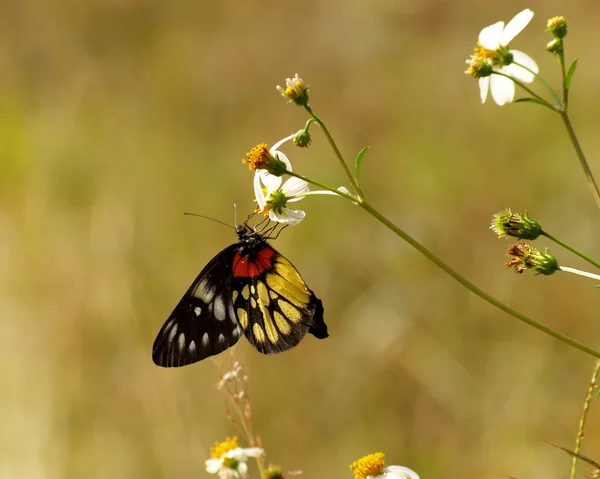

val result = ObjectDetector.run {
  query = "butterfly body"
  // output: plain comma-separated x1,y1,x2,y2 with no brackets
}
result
152,224,328,367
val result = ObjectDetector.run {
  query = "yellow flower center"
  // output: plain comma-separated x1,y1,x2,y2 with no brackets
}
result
473,41,495,60
243,144,271,170
349,452,385,479
210,436,239,459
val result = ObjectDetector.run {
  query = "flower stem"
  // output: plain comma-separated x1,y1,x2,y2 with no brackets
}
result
496,73,555,110
570,360,600,479
304,105,364,198
357,200,600,359
541,230,600,270
559,112,600,210
512,62,561,106
558,266,600,281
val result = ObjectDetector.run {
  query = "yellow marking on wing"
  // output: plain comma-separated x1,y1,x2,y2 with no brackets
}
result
257,281,270,306
273,311,292,335
241,285,250,300
278,300,302,323
274,260,309,292
237,308,249,329
269,290,278,300
250,297,257,309
266,273,309,307
276,256,292,267
250,284,256,295
232,290,238,303
252,323,265,343
261,306,279,343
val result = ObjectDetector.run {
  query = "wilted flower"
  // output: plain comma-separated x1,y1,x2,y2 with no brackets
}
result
466,9,539,105
349,453,420,479
505,241,559,275
205,436,264,479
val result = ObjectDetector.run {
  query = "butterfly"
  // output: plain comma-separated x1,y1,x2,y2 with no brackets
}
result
152,221,328,367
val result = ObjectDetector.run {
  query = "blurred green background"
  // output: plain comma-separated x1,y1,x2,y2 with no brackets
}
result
3,0,600,477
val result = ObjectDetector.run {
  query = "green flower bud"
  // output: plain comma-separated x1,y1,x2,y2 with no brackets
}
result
293,129,312,148
546,38,563,55
266,464,285,479
506,242,559,275
547,16,568,39
490,209,542,240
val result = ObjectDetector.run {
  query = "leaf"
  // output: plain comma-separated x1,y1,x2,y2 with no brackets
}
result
354,147,370,189
565,58,579,89
514,97,547,106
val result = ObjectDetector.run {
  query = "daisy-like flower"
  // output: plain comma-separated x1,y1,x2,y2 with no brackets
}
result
349,453,420,479
276,73,309,106
205,436,264,479
251,135,308,225
466,9,539,105
248,134,338,225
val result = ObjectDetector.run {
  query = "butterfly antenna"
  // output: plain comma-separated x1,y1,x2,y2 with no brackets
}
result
233,204,238,227
183,212,236,230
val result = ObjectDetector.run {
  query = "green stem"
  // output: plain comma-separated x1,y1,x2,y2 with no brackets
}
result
289,168,600,358
559,112,600,210
304,105,363,198
512,62,561,106
541,230,600,270
559,48,569,108
357,200,600,359
570,360,600,479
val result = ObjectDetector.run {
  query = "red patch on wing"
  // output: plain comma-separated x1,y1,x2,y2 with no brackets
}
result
232,247,276,278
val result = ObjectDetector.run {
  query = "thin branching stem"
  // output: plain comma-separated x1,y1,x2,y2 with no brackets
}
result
570,360,600,479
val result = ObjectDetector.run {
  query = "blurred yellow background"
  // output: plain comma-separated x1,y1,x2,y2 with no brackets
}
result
3,0,600,477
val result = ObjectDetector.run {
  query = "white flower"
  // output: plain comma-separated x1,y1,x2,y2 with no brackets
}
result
205,445,264,479
369,465,420,479
350,453,419,479
253,135,309,225
472,9,539,105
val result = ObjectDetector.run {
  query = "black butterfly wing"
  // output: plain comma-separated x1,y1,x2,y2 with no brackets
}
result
152,244,242,367
231,244,328,355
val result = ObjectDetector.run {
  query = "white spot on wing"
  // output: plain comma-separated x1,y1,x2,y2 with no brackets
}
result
168,323,178,343
178,332,186,351
218,333,225,344
213,296,226,321
233,326,241,337
193,278,215,302
189,340,197,353
228,303,236,323
194,306,202,317
202,332,209,347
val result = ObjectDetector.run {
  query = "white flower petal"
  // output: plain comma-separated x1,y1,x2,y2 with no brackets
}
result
382,465,420,479
269,208,305,226
205,459,223,474
501,9,534,46
489,73,515,105
270,134,295,152
254,172,268,209
508,49,538,82
258,169,282,190
242,447,264,458
478,21,504,50
478,76,490,103
282,177,309,197
238,462,249,478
